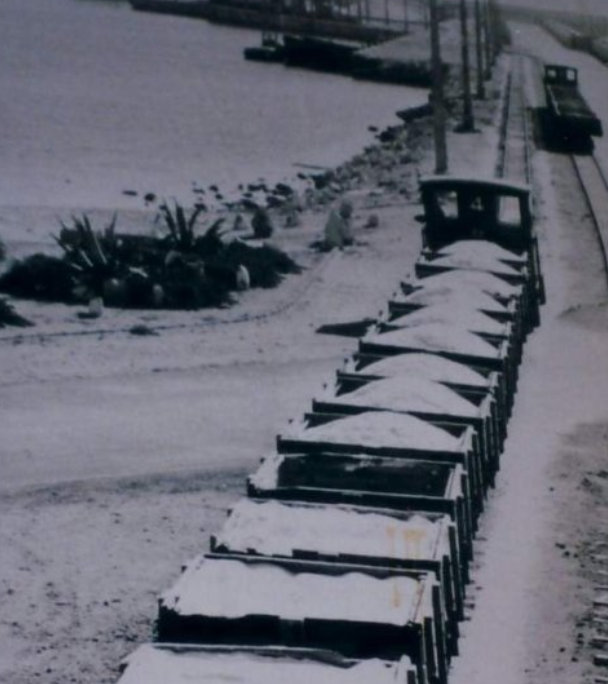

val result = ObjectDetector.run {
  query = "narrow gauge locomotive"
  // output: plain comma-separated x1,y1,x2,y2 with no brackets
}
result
116,177,544,684
541,64,603,152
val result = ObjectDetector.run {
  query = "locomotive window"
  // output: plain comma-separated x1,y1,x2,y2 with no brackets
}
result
498,196,522,226
435,190,459,218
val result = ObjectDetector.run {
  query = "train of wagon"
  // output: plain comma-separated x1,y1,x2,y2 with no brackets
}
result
541,63,603,152
114,175,545,684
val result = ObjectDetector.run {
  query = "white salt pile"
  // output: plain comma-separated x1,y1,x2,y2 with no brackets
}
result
117,644,413,684
160,557,430,625
285,411,463,452
217,498,449,561
345,353,491,388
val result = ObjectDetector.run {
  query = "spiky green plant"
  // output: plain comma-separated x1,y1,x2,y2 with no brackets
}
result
53,213,120,293
158,201,206,252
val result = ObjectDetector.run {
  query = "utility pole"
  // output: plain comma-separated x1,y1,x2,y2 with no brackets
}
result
429,0,448,173
483,0,492,78
458,0,474,131
474,0,485,98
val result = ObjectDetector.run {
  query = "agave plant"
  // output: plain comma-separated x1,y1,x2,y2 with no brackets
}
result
53,213,121,293
158,201,206,252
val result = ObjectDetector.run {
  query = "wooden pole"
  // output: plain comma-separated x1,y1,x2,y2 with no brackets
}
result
474,0,485,98
483,0,492,78
430,0,448,173
458,0,474,131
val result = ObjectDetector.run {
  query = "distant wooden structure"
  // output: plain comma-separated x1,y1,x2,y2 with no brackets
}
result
130,0,405,42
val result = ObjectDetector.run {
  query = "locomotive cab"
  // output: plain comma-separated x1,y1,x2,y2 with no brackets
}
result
417,176,545,305
543,64,578,87
418,176,533,252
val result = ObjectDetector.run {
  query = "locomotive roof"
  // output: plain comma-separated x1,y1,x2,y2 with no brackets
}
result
420,175,531,196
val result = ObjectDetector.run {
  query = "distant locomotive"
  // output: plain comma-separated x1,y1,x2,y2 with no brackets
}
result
542,64,603,151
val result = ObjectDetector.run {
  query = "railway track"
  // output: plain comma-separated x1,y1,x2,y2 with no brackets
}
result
571,153,608,288
496,55,532,184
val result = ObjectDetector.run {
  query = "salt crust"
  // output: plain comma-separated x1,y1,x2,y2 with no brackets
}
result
364,323,500,358
346,353,489,387
436,239,526,264
331,376,479,417
389,304,510,335
217,498,448,561
160,557,427,625
286,411,462,452
117,645,410,684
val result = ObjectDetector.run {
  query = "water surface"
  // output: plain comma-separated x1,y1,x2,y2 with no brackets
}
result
0,0,426,209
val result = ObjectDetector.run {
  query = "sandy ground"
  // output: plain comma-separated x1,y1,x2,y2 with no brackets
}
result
2,18,608,684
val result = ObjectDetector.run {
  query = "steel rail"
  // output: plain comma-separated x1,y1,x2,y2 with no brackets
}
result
498,56,531,184
571,153,608,288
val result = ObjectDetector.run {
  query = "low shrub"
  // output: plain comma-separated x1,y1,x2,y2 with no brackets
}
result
0,207,300,311
0,254,77,302
216,241,302,289
0,298,32,328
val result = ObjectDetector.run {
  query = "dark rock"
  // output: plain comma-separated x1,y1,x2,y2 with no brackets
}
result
240,198,259,211
122,189,138,196
275,182,294,197
129,324,159,336
266,195,285,208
